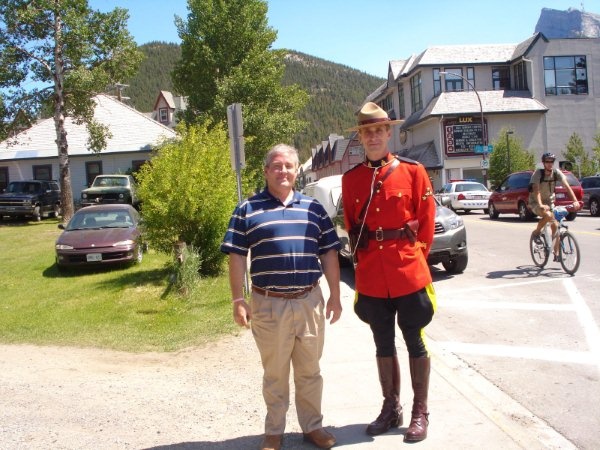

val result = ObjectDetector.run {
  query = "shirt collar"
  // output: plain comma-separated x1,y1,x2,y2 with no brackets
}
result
364,152,394,168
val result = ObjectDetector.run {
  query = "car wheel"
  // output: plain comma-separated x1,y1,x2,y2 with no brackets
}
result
52,203,61,218
483,208,489,215
518,201,533,221
33,205,42,221
442,252,468,274
590,198,600,217
566,212,577,221
488,202,499,219
135,246,143,264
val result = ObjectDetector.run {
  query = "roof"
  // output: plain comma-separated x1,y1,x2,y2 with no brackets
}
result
0,95,177,161
402,90,548,128
395,141,442,170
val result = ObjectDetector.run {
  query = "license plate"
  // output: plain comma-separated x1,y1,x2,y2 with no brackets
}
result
556,193,566,199
86,253,102,262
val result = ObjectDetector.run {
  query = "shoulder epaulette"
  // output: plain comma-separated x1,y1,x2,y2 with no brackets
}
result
394,155,419,165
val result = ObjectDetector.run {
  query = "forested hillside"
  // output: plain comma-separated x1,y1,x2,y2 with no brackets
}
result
125,42,384,160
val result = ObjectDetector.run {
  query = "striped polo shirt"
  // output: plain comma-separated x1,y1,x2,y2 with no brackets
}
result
221,188,341,292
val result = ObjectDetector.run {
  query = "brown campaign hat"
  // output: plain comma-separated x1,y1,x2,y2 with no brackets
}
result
347,102,404,131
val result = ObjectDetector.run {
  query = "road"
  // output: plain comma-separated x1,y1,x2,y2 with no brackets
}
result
426,211,600,450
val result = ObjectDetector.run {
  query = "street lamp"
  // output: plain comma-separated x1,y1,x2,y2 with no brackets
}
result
439,71,487,184
506,130,514,173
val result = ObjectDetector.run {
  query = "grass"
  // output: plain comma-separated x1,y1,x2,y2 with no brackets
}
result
0,217,239,352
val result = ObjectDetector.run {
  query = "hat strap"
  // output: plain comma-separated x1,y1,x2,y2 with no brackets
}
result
359,117,390,126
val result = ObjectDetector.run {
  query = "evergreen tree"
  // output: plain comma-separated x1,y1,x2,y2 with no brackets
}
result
563,132,593,178
488,128,534,187
172,0,308,188
0,0,142,221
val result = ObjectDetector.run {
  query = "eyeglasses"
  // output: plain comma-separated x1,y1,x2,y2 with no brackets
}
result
543,160,555,164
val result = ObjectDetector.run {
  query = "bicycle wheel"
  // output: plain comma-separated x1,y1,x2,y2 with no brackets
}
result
559,231,580,275
530,233,549,268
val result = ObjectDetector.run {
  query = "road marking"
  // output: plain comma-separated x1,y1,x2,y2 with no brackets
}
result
564,278,600,374
438,342,593,365
438,275,592,294
439,300,575,311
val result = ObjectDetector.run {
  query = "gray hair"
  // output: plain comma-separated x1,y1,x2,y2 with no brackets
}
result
264,144,300,168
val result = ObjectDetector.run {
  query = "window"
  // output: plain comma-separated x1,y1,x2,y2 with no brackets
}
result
397,83,405,119
410,73,423,112
466,67,475,91
85,161,102,187
444,68,463,91
33,164,52,181
0,167,8,191
492,66,510,90
433,69,441,96
544,55,587,95
380,95,394,117
514,62,528,90
159,107,169,123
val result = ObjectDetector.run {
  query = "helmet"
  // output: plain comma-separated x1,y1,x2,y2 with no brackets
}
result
542,152,556,162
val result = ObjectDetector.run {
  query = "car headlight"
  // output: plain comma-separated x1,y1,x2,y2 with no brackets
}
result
447,216,464,230
56,244,74,250
82,193,88,199
119,193,125,199
113,239,135,247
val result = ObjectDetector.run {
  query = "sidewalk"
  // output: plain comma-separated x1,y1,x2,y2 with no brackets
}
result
294,279,578,450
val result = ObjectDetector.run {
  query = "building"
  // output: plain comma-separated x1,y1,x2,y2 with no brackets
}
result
150,90,188,128
309,31,599,191
0,94,177,194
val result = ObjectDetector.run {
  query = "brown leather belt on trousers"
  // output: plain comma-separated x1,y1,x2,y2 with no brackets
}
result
367,228,408,241
252,281,319,299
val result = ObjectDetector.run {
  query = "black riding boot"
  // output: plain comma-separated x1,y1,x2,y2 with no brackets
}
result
366,355,403,435
404,356,430,442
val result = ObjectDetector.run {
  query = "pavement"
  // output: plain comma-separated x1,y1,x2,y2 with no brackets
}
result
283,277,579,450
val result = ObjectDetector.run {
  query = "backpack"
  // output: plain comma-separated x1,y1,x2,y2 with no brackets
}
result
528,168,559,192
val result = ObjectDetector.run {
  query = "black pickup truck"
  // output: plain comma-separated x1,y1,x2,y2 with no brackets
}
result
0,180,61,221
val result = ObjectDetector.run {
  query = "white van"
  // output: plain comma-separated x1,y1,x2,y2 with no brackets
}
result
302,175,342,219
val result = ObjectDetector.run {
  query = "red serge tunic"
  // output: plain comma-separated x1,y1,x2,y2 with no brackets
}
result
342,155,436,298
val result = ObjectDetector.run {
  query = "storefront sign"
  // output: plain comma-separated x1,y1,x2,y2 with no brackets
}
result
444,117,486,156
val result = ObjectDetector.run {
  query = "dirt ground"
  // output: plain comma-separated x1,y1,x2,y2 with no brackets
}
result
0,330,308,450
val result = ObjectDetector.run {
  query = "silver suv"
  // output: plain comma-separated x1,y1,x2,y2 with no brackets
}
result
303,175,468,274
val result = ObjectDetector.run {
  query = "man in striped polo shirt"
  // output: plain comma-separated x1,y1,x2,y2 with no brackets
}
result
221,144,342,450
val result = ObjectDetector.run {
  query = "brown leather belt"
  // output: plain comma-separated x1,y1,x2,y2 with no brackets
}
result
252,281,319,299
367,228,408,241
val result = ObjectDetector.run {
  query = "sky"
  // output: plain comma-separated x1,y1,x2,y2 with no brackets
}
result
92,0,589,77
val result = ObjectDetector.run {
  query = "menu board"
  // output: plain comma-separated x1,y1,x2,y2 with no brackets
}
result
444,117,486,155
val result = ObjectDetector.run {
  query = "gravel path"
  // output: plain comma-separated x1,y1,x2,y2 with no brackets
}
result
0,331,306,450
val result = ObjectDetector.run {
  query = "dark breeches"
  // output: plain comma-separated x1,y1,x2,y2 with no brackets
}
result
354,288,434,358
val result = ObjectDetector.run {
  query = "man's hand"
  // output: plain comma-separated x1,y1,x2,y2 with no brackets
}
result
233,301,251,328
571,201,582,211
325,296,342,325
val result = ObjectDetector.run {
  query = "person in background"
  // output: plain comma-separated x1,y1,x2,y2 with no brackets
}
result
529,152,581,261
342,102,436,443
221,143,342,450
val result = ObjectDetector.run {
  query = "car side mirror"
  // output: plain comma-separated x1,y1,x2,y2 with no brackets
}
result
440,196,451,207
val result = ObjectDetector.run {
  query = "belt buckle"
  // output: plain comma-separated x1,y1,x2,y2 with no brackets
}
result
375,229,384,241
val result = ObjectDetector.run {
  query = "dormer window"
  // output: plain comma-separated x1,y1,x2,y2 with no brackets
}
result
159,108,169,124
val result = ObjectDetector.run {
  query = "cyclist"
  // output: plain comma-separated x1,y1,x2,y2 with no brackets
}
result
529,152,580,261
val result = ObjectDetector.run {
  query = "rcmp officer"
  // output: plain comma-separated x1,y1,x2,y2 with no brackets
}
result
341,102,436,443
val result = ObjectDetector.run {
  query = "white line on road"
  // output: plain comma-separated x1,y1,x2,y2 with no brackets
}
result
437,274,594,295
439,300,575,311
438,342,593,365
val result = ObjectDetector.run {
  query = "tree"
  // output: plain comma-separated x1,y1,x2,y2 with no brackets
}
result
593,131,600,175
562,132,593,178
488,128,534,187
0,0,142,221
172,0,308,190
135,123,237,276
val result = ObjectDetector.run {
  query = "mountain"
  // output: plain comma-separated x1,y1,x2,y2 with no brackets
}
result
535,7,600,38
124,43,384,160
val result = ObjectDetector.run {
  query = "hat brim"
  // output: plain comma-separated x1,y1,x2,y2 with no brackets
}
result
346,119,404,131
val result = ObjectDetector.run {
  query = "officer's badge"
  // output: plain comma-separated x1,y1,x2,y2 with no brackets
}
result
422,187,433,201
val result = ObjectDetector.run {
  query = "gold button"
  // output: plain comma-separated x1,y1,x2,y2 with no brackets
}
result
376,208,380,212
377,189,380,193
355,198,359,203
398,192,402,197
379,245,383,250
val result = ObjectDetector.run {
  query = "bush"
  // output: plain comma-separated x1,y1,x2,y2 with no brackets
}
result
136,123,238,276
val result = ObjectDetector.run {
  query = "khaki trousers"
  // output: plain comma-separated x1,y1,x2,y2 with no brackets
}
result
251,285,325,435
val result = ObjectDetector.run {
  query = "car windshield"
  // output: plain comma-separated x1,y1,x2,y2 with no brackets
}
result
6,182,41,194
93,177,128,187
456,183,487,192
67,210,133,230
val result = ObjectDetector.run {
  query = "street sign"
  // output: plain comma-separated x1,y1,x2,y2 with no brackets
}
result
474,145,493,154
481,159,490,169
227,103,245,170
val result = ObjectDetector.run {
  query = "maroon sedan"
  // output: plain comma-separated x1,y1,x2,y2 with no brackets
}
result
55,204,143,268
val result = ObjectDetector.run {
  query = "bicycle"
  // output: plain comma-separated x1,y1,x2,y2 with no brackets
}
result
529,205,581,275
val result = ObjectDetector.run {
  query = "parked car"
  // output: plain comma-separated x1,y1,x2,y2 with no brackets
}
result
55,204,144,268
580,176,600,216
0,180,61,221
303,175,468,274
81,174,139,208
435,180,491,214
487,170,583,221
